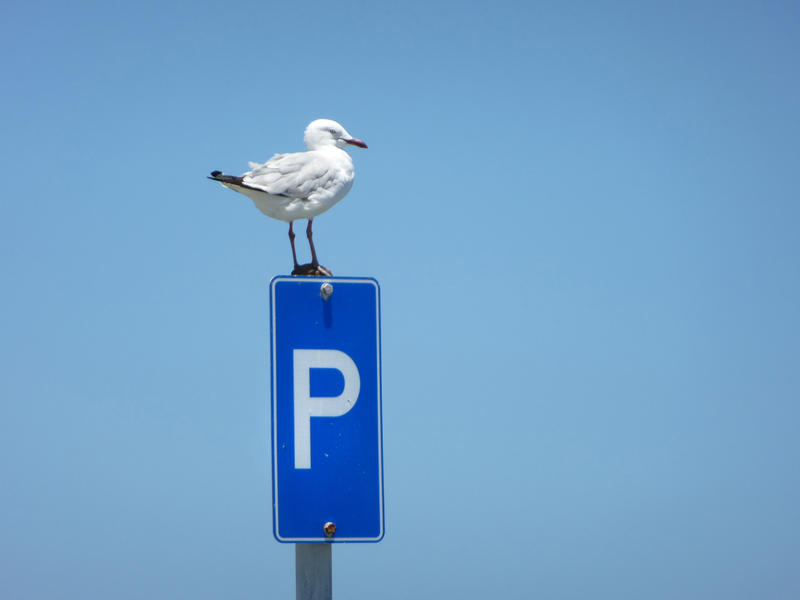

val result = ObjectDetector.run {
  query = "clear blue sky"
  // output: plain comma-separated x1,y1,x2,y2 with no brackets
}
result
2,1,799,598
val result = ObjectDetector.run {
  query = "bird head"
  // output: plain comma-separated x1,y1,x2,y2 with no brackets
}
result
304,119,368,151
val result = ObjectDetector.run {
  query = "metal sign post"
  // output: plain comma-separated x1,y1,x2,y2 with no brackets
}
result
269,277,384,600
295,544,331,600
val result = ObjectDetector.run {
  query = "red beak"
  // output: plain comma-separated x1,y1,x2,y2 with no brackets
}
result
345,137,368,149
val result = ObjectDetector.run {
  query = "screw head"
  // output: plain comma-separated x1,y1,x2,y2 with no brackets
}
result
323,521,336,537
320,282,333,300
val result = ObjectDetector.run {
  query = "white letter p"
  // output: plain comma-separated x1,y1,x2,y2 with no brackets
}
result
293,349,360,469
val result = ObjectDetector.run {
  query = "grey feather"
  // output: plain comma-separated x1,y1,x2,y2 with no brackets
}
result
242,152,335,200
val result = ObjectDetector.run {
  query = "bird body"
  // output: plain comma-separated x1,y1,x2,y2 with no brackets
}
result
209,119,367,275
225,147,355,222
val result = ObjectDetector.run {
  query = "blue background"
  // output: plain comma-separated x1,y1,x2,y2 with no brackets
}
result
271,278,383,542
1,1,799,598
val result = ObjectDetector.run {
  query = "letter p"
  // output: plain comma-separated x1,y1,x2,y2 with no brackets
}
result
293,349,361,469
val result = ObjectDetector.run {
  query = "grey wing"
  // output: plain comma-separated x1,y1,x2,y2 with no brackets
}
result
243,152,334,199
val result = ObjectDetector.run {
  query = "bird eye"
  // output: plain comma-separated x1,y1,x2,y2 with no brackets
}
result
329,128,337,135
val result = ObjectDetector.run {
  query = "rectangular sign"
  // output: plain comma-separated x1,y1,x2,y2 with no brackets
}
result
270,277,384,543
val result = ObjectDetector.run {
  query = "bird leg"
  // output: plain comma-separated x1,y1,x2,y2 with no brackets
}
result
306,219,319,266
288,222,300,270
291,219,332,276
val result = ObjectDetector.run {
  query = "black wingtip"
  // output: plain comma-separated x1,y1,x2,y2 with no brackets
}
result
208,171,246,186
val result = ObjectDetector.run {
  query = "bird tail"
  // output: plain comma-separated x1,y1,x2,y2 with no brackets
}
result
208,170,245,185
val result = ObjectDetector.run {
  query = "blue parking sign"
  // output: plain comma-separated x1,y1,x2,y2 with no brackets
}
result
269,277,384,543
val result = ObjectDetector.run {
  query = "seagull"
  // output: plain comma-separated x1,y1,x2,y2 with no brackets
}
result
208,119,367,276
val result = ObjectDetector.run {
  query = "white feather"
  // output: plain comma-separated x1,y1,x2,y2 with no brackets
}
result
216,120,362,223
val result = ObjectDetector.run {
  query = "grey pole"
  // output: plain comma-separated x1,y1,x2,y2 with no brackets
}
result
296,543,332,600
